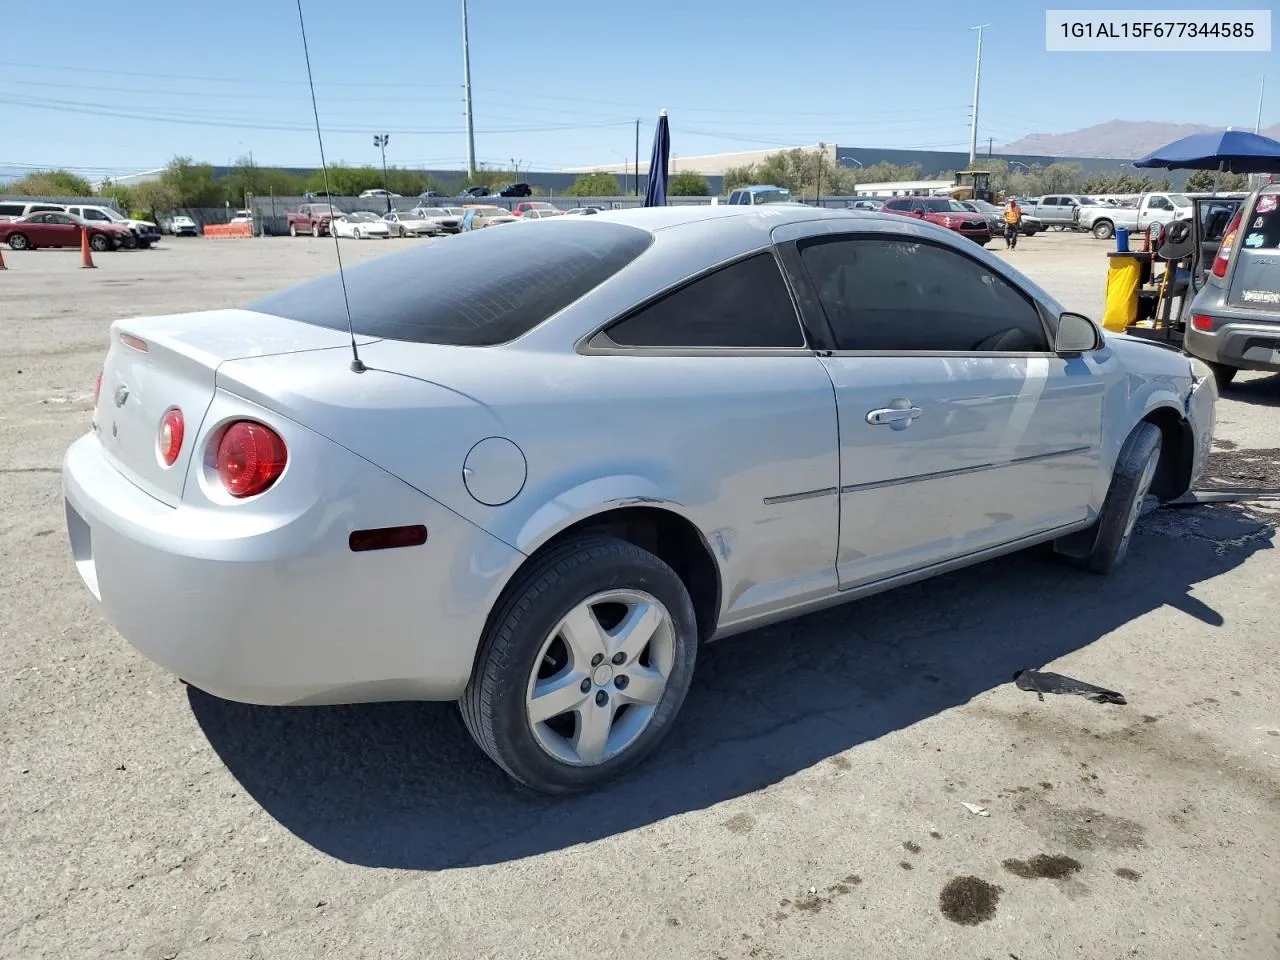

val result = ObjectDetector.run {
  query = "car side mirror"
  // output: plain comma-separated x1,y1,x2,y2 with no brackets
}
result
1055,312,1101,355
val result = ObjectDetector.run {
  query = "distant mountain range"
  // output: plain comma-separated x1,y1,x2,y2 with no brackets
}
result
1000,120,1280,160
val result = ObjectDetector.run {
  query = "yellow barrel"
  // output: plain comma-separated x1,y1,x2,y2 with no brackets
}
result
1103,253,1141,332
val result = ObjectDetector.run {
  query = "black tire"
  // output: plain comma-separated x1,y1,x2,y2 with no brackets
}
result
89,233,110,252
122,234,138,250
1208,362,1238,389
8,233,29,250
1092,220,1114,241
1055,421,1162,574
460,534,699,795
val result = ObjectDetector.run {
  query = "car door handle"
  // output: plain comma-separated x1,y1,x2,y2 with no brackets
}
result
866,405,922,426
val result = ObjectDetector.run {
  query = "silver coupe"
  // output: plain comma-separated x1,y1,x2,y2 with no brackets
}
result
63,205,1218,794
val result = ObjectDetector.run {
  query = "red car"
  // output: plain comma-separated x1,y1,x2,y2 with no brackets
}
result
0,211,132,252
512,201,556,217
881,196,992,246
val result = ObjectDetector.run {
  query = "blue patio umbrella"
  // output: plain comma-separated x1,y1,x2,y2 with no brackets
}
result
643,109,670,207
1133,129,1280,175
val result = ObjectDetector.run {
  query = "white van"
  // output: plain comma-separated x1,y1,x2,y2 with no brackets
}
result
0,200,68,222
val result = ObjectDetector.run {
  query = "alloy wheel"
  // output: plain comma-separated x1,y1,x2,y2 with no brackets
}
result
525,589,676,766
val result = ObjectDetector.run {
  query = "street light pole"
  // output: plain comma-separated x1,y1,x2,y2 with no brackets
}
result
461,0,477,177
968,24,989,168
1256,75,1266,135
374,133,391,212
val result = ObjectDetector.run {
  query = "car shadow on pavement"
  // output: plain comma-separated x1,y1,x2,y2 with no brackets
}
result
1221,372,1280,407
188,503,1271,871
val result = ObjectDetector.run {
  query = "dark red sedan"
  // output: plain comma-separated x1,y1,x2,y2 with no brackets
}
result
0,211,132,252
881,196,992,246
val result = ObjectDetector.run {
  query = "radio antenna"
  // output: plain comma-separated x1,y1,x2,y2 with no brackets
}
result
295,0,365,373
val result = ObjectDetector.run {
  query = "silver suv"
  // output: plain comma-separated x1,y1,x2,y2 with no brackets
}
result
1183,183,1280,389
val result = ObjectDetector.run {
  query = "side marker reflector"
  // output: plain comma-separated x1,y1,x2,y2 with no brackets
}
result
349,525,428,552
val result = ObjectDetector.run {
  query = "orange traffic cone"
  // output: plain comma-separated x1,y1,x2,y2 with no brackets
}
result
80,227,96,269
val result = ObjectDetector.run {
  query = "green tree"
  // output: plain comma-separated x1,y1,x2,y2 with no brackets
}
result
160,157,221,207
668,172,711,196
0,169,94,196
1185,169,1249,192
566,171,621,196
96,180,136,213
133,180,181,220
721,164,757,193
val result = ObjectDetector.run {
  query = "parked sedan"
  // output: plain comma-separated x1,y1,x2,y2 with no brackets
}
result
519,208,562,220
382,210,440,237
462,204,519,228
412,207,463,234
0,211,132,251
513,201,556,217
62,205,1216,795
168,215,199,237
881,196,992,245
332,211,391,240
960,199,1043,236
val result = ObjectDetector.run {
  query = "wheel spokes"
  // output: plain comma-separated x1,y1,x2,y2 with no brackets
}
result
608,600,663,664
572,699,614,764
559,605,608,666
617,663,666,706
528,670,590,723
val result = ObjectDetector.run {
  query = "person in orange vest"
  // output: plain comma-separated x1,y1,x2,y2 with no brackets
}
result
1002,197,1022,250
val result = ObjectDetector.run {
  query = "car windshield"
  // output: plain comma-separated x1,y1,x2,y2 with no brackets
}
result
920,198,970,213
445,207,466,215
473,206,504,215
1168,194,1191,208
249,220,654,346
347,212,380,222
419,208,447,216
751,188,791,204
969,201,999,213
397,210,424,219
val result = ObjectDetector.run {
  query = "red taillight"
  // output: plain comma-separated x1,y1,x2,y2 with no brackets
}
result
1213,210,1243,278
1191,314,1214,331
159,408,184,466
93,371,102,405
215,421,287,498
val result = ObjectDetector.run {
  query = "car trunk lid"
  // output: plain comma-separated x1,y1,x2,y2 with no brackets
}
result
94,308,377,506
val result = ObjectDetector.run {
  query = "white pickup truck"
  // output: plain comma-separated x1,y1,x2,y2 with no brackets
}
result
1076,192,1192,241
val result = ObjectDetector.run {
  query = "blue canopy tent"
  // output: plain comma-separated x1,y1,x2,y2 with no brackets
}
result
643,109,670,207
1134,129,1280,189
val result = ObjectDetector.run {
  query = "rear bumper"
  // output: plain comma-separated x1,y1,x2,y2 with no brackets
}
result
1184,315,1280,372
62,427,524,706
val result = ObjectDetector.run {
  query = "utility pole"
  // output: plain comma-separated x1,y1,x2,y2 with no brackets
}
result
1257,75,1266,134
815,142,825,207
461,0,477,177
374,134,391,212
987,137,993,157
634,119,640,197
968,23,989,168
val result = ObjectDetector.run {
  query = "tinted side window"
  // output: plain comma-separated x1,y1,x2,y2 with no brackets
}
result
0,203,24,217
884,199,909,210
606,252,804,348
1147,196,1172,211
799,237,1049,353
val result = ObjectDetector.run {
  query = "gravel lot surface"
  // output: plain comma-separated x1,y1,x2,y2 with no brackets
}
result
2,231,1277,960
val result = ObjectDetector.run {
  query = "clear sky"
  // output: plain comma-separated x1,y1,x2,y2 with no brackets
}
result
0,0,1272,179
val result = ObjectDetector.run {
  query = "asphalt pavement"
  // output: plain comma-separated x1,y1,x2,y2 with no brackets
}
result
1,232,1277,959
